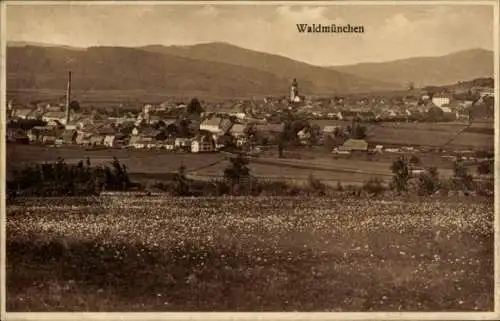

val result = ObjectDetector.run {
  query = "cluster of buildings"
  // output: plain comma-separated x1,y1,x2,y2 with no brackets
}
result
5,76,494,154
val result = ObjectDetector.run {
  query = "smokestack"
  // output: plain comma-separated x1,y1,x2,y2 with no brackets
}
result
65,71,72,125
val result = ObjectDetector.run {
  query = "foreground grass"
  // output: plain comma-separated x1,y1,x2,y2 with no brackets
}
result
7,196,494,311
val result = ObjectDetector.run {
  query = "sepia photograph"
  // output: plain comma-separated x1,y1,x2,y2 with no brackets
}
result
1,0,498,318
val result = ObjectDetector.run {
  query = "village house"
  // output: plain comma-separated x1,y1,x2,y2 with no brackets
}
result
42,135,58,145
75,131,92,146
109,116,137,125
6,128,29,144
128,135,148,149
12,108,35,120
59,129,78,145
104,133,127,148
377,109,397,120
175,137,192,150
160,136,176,151
337,110,358,121
27,126,59,144
357,111,376,122
431,95,452,108
199,117,233,135
42,111,67,125
89,134,105,147
297,128,310,144
228,124,247,146
439,106,457,121
191,135,215,153
338,139,369,152
323,125,339,138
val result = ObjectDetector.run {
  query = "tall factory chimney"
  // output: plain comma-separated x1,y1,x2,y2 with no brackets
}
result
65,71,72,125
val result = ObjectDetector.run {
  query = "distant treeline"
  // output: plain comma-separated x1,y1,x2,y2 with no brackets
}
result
7,157,134,197
7,152,494,201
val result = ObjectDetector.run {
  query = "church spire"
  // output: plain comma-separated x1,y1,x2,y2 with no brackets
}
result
290,78,300,102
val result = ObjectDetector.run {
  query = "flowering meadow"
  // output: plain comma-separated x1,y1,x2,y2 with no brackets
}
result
7,196,494,311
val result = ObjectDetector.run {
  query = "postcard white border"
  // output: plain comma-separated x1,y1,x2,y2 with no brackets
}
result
1,1,498,320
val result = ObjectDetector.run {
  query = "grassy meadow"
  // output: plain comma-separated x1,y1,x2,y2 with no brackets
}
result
6,196,494,311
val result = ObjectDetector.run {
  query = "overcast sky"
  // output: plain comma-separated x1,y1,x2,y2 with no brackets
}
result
6,3,495,66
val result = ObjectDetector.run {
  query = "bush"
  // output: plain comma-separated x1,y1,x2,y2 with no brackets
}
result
477,161,493,175
417,167,440,196
453,161,474,191
363,177,386,196
308,174,326,196
475,180,494,197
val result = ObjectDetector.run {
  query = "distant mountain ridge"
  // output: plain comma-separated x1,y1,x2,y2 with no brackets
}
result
330,48,494,88
139,42,398,93
6,41,493,98
7,45,292,97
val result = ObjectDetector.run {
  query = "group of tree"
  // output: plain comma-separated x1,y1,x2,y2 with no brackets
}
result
389,155,491,196
7,157,133,198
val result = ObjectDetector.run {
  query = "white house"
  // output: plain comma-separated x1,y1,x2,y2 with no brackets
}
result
175,137,191,149
228,112,246,120
200,117,223,134
191,136,214,153
13,109,34,119
432,96,451,108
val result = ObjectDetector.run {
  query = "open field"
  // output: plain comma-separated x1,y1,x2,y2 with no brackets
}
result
310,120,494,150
7,196,493,311
366,123,493,150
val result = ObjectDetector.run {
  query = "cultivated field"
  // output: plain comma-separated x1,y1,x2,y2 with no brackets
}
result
311,120,494,150
6,144,457,186
7,196,494,311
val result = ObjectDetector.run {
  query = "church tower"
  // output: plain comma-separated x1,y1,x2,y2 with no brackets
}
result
290,78,300,103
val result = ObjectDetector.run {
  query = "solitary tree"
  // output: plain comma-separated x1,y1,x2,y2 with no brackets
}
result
224,154,251,194
187,98,204,115
391,156,410,194
453,161,473,190
174,164,190,196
